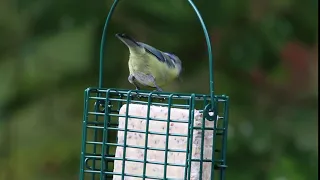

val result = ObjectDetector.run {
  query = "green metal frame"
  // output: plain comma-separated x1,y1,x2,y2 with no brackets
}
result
79,0,229,180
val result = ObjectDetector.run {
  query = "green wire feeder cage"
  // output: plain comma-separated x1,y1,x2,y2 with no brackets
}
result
79,0,229,180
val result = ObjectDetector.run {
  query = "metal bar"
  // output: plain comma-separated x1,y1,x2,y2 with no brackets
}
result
199,96,208,179
187,0,215,103
120,90,133,180
100,90,111,180
220,96,229,180
85,155,186,167
86,142,187,153
210,101,219,179
79,89,90,180
163,94,174,178
186,94,196,180
99,0,119,88
142,92,154,179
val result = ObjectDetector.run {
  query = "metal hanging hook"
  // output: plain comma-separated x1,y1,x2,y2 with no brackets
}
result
98,0,217,120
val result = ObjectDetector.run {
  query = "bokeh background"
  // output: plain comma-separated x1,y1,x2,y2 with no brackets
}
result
0,0,318,180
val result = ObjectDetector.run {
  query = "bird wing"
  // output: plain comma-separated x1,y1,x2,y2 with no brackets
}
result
137,42,176,69
137,42,166,63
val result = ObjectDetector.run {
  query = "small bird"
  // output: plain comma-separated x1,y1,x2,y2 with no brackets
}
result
116,33,182,92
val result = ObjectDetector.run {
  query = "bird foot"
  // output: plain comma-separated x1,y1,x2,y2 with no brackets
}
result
152,90,165,102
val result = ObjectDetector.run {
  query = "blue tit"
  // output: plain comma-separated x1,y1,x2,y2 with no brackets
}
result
116,33,182,92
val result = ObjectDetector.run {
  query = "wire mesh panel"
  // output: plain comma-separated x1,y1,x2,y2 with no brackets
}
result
79,1,230,179
79,88,229,180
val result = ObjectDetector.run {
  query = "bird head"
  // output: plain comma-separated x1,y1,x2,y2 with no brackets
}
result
115,33,140,48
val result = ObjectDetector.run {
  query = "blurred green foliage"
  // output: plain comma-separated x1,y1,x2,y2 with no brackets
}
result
0,0,318,180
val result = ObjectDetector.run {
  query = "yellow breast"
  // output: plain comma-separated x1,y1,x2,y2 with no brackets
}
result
128,53,179,87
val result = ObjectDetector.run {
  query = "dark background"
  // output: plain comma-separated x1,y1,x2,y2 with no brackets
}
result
0,0,318,180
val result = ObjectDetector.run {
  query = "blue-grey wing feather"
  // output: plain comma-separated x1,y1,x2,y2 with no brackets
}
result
137,42,176,68
162,52,176,68
137,42,166,62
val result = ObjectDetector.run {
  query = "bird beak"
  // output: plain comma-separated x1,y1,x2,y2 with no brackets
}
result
115,33,140,47
115,33,127,39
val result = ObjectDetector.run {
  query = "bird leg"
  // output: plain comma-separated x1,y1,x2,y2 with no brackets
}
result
128,74,140,90
145,75,166,102
145,74,162,92
132,73,164,100
154,86,163,92
128,74,142,99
